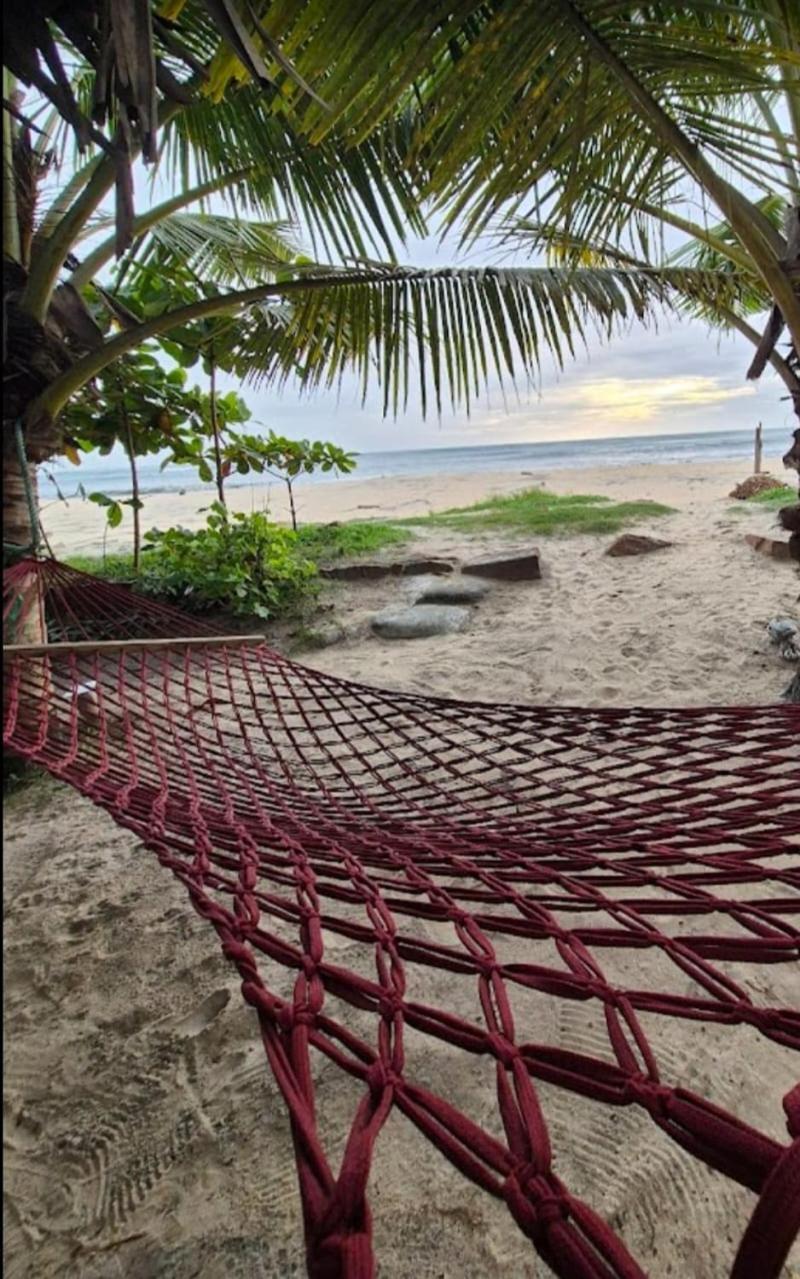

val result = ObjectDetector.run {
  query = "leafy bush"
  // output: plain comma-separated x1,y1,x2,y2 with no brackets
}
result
140,504,316,619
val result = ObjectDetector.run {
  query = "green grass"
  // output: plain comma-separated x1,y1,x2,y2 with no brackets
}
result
727,484,796,516
397,488,676,536
748,484,796,508
66,551,138,579
294,520,411,560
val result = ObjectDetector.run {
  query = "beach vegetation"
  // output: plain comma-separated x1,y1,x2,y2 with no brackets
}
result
137,504,316,621
400,489,676,537
6,3,788,571
728,483,798,515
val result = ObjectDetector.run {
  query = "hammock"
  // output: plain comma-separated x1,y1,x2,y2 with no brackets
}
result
3,557,799,1279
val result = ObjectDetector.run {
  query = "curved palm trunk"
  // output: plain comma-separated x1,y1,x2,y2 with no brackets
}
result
3,443,39,557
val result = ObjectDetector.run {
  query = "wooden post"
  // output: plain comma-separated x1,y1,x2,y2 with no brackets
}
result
754,422,763,474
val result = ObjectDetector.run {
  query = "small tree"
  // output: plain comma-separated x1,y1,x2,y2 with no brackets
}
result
255,433,357,531
62,349,196,571
166,384,252,506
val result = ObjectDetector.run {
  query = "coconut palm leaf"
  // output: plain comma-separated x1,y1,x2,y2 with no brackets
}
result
132,212,302,286
66,262,745,417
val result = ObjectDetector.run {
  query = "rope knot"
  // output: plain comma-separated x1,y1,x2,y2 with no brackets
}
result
505,1165,569,1237
378,991,403,1021
625,1074,672,1116
366,1060,398,1095
487,1032,518,1068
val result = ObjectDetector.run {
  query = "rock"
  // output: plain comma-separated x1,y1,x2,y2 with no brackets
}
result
767,618,800,662
745,534,793,562
371,604,471,639
319,562,391,581
606,534,672,557
461,551,541,581
414,578,490,604
319,557,456,581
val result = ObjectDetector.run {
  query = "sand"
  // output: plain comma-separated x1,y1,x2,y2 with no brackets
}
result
5,457,800,1278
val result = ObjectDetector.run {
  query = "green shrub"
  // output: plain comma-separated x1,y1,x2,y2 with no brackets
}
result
140,503,316,619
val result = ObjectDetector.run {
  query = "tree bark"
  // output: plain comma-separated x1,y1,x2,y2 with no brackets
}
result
2,442,45,654
286,478,298,532
3,438,39,555
121,404,142,574
208,351,226,507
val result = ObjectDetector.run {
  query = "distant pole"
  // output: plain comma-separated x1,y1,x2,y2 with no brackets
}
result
754,422,763,474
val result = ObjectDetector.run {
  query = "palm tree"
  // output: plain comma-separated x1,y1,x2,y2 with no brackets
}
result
4,1,796,556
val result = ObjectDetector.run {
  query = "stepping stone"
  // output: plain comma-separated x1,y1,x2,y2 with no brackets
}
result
462,551,541,581
371,605,471,639
414,578,490,605
606,534,672,557
319,557,456,581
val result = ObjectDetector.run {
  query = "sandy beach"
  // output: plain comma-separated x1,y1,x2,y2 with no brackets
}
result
5,456,799,1278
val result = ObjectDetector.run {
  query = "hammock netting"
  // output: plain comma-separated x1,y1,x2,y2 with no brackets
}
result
3,557,800,1279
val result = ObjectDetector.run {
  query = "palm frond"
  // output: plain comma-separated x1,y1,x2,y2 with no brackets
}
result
132,211,302,286
156,84,427,261
218,263,745,420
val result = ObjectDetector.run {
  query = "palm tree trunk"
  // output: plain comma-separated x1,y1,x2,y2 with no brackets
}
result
208,350,226,507
121,404,142,573
3,438,39,558
3,441,45,653
3,74,22,264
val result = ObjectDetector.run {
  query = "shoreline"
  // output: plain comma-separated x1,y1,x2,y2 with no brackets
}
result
42,455,791,557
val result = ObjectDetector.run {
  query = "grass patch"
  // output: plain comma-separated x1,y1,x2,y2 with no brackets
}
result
66,551,137,580
727,484,796,516
398,488,675,536
748,484,796,508
294,520,411,560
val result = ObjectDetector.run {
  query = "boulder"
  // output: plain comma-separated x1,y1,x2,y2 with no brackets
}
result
414,578,490,605
606,534,672,557
461,551,541,581
319,557,456,581
371,604,471,639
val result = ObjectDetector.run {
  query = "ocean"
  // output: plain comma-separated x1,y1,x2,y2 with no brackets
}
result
39,425,790,500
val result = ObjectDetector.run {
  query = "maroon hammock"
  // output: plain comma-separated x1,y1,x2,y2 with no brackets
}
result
3,557,799,1279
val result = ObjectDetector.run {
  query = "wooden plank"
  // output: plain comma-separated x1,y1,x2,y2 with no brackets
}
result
3,633,267,659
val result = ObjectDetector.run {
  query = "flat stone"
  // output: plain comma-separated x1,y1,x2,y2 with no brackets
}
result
745,534,792,562
371,604,471,639
319,557,456,581
319,562,395,581
462,551,541,581
606,534,672,557
414,578,490,605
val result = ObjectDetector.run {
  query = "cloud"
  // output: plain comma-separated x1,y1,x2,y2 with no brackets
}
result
545,374,757,424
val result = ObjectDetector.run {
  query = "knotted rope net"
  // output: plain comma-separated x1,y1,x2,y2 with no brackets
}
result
4,557,799,1279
